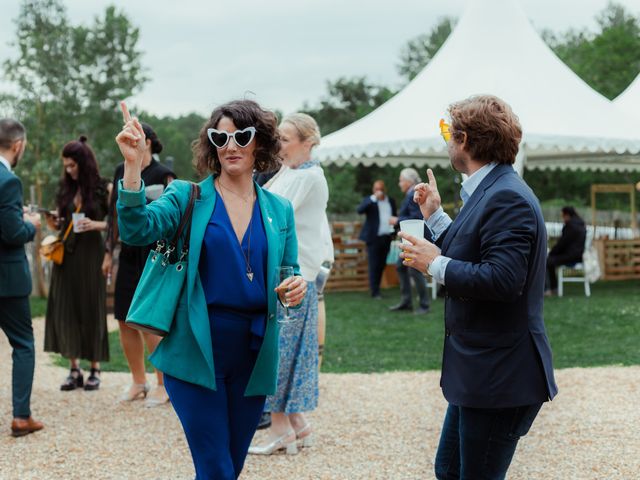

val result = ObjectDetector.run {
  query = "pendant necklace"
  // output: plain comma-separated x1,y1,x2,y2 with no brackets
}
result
217,179,255,282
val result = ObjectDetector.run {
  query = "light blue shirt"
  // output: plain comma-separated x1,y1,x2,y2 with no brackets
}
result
0,155,13,173
425,162,497,284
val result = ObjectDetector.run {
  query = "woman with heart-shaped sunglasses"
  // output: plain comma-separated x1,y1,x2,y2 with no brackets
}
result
115,99,307,479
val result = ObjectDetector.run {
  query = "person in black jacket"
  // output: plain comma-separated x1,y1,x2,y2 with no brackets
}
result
389,168,430,314
545,206,587,295
103,123,176,406
357,180,397,298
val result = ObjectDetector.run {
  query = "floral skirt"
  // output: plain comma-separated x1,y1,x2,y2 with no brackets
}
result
265,281,318,414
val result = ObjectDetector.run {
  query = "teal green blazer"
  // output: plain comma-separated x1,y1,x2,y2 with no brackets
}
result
0,163,36,298
117,175,300,396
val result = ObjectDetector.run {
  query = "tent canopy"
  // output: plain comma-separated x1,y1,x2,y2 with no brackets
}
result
614,73,640,119
316,0,640,171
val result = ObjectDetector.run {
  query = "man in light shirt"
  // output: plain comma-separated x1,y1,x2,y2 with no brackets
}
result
357,180,396,299
398,96,557,479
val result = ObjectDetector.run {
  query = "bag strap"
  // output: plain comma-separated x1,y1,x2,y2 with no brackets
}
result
62,203,82,242
170,183,200,254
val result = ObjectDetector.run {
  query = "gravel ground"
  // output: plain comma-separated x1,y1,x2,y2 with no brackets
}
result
1,317,639,480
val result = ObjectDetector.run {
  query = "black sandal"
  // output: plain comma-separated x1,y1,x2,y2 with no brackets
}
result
60,368,83,391
84,368,101,391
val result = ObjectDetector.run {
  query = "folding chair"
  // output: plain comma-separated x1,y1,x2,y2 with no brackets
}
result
557,262,590,297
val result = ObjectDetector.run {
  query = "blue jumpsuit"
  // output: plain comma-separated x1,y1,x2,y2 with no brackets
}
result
164,196,268,480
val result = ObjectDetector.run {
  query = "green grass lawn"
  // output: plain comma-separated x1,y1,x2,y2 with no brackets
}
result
38,280,639,374
323,280,640,373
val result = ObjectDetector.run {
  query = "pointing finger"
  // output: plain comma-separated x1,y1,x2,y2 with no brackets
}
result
132,117,145,139
120,101,132,123
427,169,438,188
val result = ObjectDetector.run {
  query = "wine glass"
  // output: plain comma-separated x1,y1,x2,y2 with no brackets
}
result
276,266,295,324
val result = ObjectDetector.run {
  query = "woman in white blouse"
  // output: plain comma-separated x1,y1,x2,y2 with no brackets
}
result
249,113,329,455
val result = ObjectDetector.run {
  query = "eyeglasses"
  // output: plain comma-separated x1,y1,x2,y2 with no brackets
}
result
207,126,256,149
439,119,452,143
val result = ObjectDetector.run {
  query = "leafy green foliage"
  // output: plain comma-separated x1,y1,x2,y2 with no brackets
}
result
142,112,206,181
544,2,640,99
302,76,395,136
3,0,147,207
396,17,455,82
525,169,640,212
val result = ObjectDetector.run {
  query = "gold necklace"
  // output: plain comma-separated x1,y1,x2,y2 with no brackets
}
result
217,179,255,204
216,180,255,282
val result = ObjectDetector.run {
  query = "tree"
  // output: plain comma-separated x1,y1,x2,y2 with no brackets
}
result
396,17,455,82
544,2,640,99
3,0,147,205
302,76,395,136
142,112,206,181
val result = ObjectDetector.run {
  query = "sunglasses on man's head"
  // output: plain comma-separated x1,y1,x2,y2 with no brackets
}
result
439,119,452,143
207,126,256,149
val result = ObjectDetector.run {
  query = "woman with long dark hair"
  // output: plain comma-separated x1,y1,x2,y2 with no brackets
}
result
44,136,111,391
103,123,176,406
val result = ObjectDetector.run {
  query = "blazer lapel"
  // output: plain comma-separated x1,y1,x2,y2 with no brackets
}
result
441,165,513,253
187,175,216,300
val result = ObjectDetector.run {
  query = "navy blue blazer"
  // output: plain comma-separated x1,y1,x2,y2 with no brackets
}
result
433,164,558,408
357,195,397,244
0,162,35,298
397,187,427,238
397,187,421,222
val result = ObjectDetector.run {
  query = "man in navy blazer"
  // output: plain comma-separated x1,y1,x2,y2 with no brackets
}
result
399,96,557,479
357,180,396,298
0,118,44,437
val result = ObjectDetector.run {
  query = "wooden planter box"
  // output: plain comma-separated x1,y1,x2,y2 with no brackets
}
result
593,238,640,280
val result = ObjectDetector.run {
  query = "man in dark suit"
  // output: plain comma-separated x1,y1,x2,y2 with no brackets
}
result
357,180,397,298
0,118,44,437
399,96,557,479
389,168,430,314
545,206,587,295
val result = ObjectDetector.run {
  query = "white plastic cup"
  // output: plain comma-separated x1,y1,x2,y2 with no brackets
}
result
72,212,86,233
399,219,424,244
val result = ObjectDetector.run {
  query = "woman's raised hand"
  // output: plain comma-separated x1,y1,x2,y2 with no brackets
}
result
115,101,145,168
413,168,442,220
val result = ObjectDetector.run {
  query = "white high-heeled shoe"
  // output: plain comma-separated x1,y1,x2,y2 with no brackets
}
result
248,430,298,455
144,385,170,408
118,382,150,403
295,423,314,448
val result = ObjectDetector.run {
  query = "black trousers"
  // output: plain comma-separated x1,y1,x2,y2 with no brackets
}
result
546,253,581,290
366,235,392,297
0,296,35,418
396,257,430,309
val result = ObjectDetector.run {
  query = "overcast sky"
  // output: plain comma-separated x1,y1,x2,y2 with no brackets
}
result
1,0,639,117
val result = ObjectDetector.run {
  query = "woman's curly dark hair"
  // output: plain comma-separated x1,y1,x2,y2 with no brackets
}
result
193,100,281,176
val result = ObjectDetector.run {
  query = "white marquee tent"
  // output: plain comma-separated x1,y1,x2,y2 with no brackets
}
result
316,0,640,172
614,73,640,119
